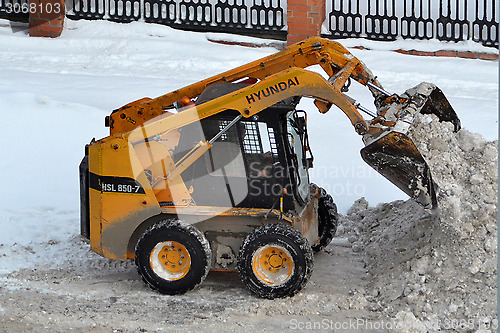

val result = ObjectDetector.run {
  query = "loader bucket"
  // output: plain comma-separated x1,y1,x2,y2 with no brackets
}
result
360,83,460,209
361,132,437,209
419,86,461,132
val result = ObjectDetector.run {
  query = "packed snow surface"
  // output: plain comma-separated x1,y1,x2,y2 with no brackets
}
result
0,18,497,332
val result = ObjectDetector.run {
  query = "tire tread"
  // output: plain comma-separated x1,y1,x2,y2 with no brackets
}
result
135,219,211,295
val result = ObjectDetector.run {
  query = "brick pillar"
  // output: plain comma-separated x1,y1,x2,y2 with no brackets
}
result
29,0,65,38
287,0,326,46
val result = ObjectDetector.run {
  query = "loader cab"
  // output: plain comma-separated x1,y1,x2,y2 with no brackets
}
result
172,88,313,213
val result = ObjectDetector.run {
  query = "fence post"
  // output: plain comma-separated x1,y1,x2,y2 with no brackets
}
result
29,0,65,37
287,0,326,45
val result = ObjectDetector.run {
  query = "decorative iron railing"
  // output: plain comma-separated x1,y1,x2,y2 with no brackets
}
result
66,0,287,37
324,0,498,47
2,0,496,48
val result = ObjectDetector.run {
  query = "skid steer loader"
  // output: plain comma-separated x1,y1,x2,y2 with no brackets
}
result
79,37,460,299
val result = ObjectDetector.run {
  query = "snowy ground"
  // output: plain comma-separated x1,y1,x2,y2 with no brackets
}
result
0,18,497,332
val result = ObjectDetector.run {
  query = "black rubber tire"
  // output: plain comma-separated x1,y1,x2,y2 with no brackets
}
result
312,187,339,252
237,223,313,299
135,219,211,295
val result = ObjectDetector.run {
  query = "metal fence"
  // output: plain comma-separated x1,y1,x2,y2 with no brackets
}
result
325,0,498,47
0,0,29,22
66,0,287,38
2,0,496,48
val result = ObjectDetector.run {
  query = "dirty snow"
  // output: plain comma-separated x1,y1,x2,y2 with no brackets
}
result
340,114,498,332
0,18,498,332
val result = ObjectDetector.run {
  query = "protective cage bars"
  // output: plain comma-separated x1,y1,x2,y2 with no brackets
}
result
325,0,498,47
65,0,286,37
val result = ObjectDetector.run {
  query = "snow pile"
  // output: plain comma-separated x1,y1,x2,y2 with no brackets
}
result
340,114,498,331
411,114,498,242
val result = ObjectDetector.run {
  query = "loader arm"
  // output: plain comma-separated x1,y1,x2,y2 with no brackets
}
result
127,67,368,145
124,67,370,192
109,37,460,210
109,37,384,136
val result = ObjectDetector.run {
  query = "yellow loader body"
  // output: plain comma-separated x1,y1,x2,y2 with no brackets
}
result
80,37,459,298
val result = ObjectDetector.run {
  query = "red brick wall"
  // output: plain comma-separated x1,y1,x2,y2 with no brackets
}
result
29,0,65,38
287,0,326,45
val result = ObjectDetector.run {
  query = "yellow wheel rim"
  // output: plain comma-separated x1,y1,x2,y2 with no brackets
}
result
252,245,294,286
150,241,191,281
